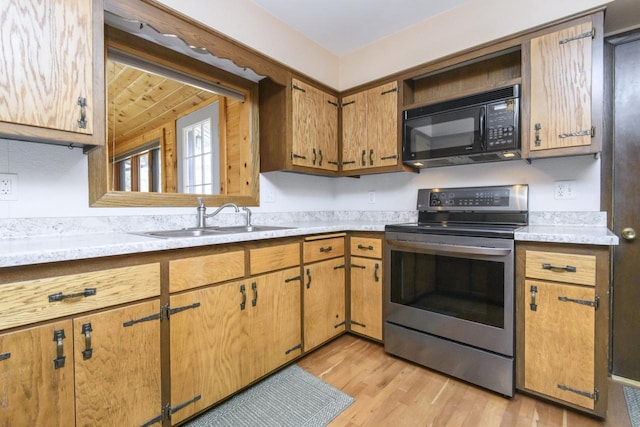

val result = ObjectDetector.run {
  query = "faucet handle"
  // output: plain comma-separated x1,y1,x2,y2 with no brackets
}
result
242,207,252,227
197,197,205,209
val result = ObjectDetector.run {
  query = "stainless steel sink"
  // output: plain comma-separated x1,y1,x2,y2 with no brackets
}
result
216,225,294,233
142,228,224,238
137,225,294,239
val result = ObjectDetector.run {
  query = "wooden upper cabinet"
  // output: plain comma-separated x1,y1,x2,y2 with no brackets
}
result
526,15,602,158
0,0,104,147
291,78,339,171
341,82,399,172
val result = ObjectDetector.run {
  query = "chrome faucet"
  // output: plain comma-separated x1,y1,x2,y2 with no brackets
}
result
242,207,252,227
196,197,239,228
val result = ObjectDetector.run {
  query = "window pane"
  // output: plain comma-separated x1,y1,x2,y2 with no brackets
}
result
139,153,149,192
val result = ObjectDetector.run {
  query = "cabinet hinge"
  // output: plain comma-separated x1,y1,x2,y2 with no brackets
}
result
285,343,303,355
557,294,599,310
557,129,593,139
557,384,598,401
333,264,346,270
168,302,202,317
285,275,302,283
327,100,338,107
291,83,306,92
559,28,595,45
351,264,366,269
140,404,168,427
351,320,366,328
341,100,355,107
123,311,162,327
334,320,346,329
380,154,399,160
381,87,398,95
290,152,306,160
0,352,10,362
170,395,202,417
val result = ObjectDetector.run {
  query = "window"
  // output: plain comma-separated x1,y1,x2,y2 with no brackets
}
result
177,102,220,194
112,141,161,192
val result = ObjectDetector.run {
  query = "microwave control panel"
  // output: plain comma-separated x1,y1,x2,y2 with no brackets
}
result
486,99,518,150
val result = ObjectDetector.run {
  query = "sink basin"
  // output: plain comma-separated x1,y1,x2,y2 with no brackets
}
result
142,228,224,238
137,225,294,239
217,225,294,233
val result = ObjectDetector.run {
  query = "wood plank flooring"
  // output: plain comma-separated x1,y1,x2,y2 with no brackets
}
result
297,335,632,427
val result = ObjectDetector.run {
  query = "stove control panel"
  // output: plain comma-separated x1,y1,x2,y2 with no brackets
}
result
417,185,528,212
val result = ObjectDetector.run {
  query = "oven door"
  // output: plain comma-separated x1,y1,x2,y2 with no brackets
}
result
403,104,485,162
384,231,514,356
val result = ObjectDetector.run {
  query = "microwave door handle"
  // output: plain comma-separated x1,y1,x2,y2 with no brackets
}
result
479,107,486,150
390,239,512,257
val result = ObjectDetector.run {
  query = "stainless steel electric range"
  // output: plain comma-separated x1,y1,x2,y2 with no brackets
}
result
384,184,528,396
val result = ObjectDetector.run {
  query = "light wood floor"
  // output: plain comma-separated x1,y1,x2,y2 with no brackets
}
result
297,334,632,427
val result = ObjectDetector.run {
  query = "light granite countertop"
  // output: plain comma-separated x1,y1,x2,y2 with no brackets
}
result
0,211,619,268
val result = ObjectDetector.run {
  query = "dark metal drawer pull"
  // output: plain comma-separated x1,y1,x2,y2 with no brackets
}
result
529,285,538,311
240,284,246,310
251,282,258,307
319,246,332,253
81,323,93,360
374,263,380,282
542,263,576,272
357,244,374,251
53,329,66,369
48,287,96,302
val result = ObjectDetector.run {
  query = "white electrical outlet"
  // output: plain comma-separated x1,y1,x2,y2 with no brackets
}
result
554,180,576,200
368,191,376,204
0,173,18,201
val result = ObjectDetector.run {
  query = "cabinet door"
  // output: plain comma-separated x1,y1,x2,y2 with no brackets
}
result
74,300,161,427
245,267,302,383
529,22,593,152
524,280,596,409
0,0,94,135
350,257,383,340
367,82,399,167
341,91,367,171
303,257,346,350
292,79,338,170
0,321,74,427
169,281,246,424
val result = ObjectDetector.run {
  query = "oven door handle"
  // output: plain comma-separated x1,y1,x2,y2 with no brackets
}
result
389,240,512,257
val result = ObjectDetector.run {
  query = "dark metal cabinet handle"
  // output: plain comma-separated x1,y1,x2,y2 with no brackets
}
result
374,263,380,282
530,285,538,311
361,150,366,166
53,329,66,369
240,284,246,310
357,244,374,251
251,282,258,307
319,246,332,253
77,97,87,129
369,149,374,166
48,287,96,303
542,263,577,273
81,323,93,360
318,149,323,167
312,148,317,165
306,268,311,289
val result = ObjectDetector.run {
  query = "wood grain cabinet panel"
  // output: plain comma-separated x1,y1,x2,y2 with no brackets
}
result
350,257,383,341
526,14,603,158
0,263,160,330
303,237,345,264
0,321,75,427
342,82,399,172
169,251,245,292
73,300,161,426
350,236,382,259
0,0,104,147
250,242,300,275
303,257,346,351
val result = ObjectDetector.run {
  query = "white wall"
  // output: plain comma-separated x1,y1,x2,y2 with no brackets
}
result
0,137,600,218
0,0,608,220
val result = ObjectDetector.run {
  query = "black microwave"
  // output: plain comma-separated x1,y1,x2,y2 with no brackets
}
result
403,84,520,168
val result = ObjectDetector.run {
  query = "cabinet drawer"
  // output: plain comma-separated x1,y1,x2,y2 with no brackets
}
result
0,263,160,331
170,251,245,292
525,250,596,286
304,237,345,264
350,237,382,259
250,243,300,275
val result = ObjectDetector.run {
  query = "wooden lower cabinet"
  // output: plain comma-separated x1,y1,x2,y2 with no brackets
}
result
74,300,162,427
169,267,302,425
516,242,609,417
350,256,383,340
0,321,75,427
0,300,162,427
303,257,346,351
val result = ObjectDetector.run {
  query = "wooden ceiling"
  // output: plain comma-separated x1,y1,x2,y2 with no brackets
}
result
107,60,217,147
